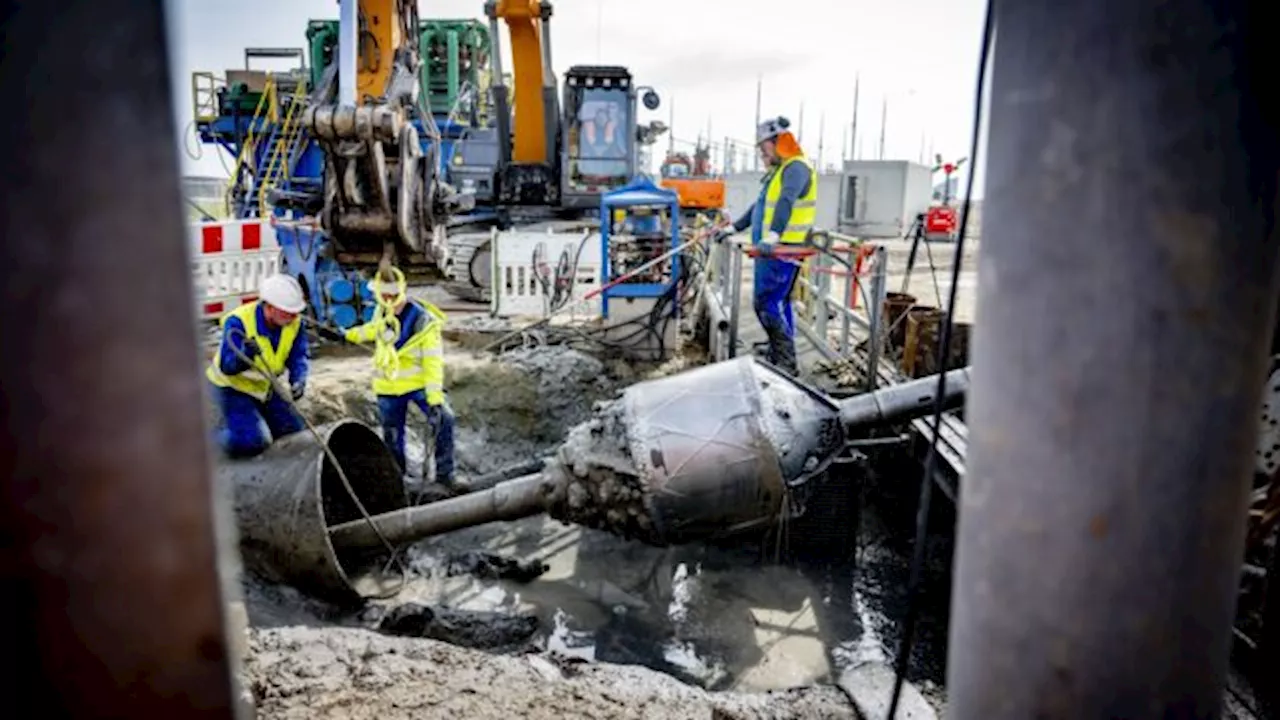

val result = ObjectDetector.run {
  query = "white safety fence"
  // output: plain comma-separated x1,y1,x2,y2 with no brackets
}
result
190,218,282,320
490,227,603,319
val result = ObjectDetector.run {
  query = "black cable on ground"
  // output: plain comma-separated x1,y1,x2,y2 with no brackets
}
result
886,1,994,716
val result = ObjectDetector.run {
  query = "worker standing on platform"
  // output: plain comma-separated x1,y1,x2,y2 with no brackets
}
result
722,115,818,375
206,274,310,458
344,279,458,490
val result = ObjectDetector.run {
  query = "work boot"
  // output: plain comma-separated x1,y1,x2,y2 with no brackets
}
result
773,347,799,376
761,326,799,376
437,473,470,495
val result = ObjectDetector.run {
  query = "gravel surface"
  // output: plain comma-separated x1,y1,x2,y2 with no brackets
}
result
244,626,858,720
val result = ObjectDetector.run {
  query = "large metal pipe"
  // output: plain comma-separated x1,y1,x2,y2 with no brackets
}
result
948,2,1280,718
0,1,236,715
219,421,407,605
330,359,970,552
329,473,553,550
839,367,968,429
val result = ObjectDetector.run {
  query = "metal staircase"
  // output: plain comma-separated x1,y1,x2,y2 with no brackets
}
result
254,81,308,217
224,76,309,219
224,79,274,218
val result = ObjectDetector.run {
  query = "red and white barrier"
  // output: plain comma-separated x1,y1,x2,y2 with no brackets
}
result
191,219,281,319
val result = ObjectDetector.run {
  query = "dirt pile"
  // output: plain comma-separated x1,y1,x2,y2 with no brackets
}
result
243,626,856,720
297,344,617,478
297,355,382,427
447,345,614,475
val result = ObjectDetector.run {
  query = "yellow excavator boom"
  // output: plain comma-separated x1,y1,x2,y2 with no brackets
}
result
489,0,549,164
353,0,404,104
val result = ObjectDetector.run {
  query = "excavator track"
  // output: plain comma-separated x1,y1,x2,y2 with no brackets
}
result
443,231,493,303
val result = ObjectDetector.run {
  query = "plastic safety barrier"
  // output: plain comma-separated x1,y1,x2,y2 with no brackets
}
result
191,219,281,319
490,228,603,319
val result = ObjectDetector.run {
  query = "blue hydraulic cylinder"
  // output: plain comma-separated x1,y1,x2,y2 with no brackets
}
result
274,221,370,331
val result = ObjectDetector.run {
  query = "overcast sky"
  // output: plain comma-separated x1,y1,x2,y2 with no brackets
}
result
168,0,987,184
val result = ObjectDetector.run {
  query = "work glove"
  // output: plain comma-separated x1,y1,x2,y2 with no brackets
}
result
761,231,782,246
315,324,346,342
240,337,261,360
290,381,306,401
423,403,442,431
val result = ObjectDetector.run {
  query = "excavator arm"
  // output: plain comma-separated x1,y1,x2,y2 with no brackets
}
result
484,0,561,205
302,0,470,267
486,0,553,164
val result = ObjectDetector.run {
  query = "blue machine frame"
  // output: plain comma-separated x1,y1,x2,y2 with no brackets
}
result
193,28,494,330
270,221,375,329
598,177,681,319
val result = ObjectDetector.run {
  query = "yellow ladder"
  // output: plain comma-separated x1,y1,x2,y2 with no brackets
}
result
256,81,308,217
224,77,279,216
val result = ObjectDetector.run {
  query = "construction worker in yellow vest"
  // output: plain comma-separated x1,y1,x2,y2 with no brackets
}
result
206,274,310,458
344,279,457,489
722,115,818,375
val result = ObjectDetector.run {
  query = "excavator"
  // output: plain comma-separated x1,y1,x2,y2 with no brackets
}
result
442,0,666,302
299,0,662,299
659,140,726,223
301,0,477,271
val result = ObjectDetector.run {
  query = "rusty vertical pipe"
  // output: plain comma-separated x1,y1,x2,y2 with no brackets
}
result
949,1,1280,718
0,1,235,716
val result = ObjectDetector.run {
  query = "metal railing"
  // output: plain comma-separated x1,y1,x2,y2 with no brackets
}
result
190,71,222,124
698,228,890,386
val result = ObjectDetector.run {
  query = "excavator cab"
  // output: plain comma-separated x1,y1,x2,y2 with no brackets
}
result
560,66,643,210
660,156,691,179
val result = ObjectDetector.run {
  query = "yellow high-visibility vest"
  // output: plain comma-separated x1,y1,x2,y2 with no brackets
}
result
345,301,447,403
206,302,300,401
761,155,818,245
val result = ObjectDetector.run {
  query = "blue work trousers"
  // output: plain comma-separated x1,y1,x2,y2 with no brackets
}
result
211,384,305,458
753,256,800,374
377,390,456,483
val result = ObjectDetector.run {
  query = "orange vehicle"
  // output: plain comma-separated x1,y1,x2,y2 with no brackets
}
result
659,142,725,216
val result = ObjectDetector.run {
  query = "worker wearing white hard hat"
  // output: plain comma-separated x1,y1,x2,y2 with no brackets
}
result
717,115,818,375
343,275,459,489
206,273,312,458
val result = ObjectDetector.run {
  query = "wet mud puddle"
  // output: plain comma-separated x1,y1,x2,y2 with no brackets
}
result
349,513,899,694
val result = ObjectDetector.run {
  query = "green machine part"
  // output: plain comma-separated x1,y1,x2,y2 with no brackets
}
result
304,18,490,123
420,20,491,124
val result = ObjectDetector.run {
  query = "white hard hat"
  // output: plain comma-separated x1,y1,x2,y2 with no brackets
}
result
259,274,306,314
756,116,791,145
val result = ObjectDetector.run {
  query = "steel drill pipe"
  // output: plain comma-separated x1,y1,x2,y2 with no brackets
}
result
329,360,971,551
0,1,236,715
949,1,1280,718
328,473,554,550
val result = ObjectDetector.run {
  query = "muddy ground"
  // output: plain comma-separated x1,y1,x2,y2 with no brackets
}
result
216,338,953,719
211,304,1272,719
